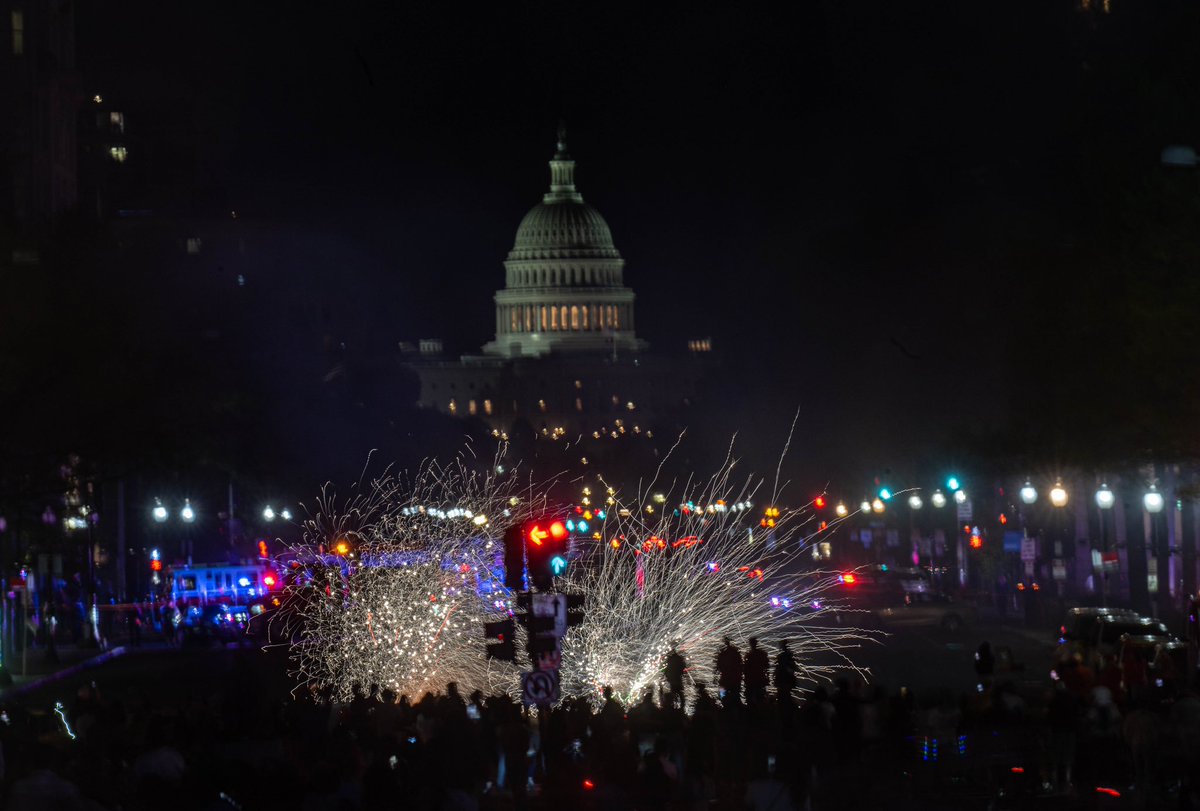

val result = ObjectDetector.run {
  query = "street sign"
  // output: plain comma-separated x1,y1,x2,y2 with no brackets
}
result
521,668,560,706
956,499,973,521
1052,560,1067,581
532,593,568,638
1101,551,1119,572
1020,538,1037,562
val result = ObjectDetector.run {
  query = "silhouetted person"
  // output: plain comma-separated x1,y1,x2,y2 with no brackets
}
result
664,642,687,709
715,636,743,706
744,638,770,705
773,640,798,705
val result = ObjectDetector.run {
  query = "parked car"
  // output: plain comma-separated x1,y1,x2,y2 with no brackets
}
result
1118,634,1188,699
875,591,978,632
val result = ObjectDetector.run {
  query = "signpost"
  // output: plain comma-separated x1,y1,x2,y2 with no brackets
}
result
521,668,560,706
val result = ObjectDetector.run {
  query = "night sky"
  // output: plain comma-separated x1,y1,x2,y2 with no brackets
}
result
65,1,1200,488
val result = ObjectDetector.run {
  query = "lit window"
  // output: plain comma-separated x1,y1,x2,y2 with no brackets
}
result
575,398,583,412
582,306,589,329
109,146,128,163
448,399,457,414
483,399,493,415
571,305,579,330
110,112,125,133
468,400,477,416
11,10,23,56
186,238,202,254
550,306,559,330
538,399,547,413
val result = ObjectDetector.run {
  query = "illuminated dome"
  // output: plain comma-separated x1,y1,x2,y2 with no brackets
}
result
484,129,643,359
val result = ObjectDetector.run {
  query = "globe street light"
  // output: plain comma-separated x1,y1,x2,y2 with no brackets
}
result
180,499,196,523
280,508,292,521
153,499,168,523
954,489,967,505
1095,483,1115,606
908,494,923,510
263,505,276,522
1095,484,1115,511
1020,481,1038,505
860,500,872,514
871,498,885,513
1143,485,1164,514
931,490,947,509
835,502,848,517
1049,482,1069,508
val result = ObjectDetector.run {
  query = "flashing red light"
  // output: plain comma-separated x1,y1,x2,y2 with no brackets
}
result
263,574,277,587
999,513,1008,525
258,540,269,558
819,520,828,531
1095,787,1120,797
814,496,826,509
1010,767,1024,774
150,559,163,572
527,521,568,546
842,573,857,585
970,534,983,549
582,779,595,790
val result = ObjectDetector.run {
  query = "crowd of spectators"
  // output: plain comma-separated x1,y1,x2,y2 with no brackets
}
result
0,639,1198,810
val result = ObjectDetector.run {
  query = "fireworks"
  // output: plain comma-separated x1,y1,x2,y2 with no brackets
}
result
273,449,541,701
557,458,878,705
275,444,878,706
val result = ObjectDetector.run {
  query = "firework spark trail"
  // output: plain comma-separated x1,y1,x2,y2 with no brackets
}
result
557,451,880,706
274,447,545,701
276,443,879,706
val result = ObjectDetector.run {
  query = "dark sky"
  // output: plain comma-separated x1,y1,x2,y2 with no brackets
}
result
70,0,1200,485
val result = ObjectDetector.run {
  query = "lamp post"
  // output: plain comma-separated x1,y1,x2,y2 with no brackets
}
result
1144,484,1167,617
1095,483,1114,606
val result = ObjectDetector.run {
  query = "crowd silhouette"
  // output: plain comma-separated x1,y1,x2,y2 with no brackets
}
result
0,637,1198,810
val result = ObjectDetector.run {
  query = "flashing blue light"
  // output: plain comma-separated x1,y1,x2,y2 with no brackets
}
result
550,555,569,576
578,520,589,533
880,564,888,572
566,519,576,532
782,599,791,609
947,477,961,491
706,562,719,572
771,597,781,606
237,576,252,587
879,488,893,501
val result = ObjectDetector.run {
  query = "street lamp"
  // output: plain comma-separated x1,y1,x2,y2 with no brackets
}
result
908,494,923,510
871,498,885,513
152,499,168,523
1143,485,1164,514
835,502,848,518
180,499,195,523
1095,483,1115,606
954,489,967,505
1095,484,1115,511
931,490,947,509
262,505,276,522
860,500,872,514
1020,481,1038,505
1049,481,1069,508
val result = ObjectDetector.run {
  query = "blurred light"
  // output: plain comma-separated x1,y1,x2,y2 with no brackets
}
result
264,575,277,587
860,500,872,513
1095,484,1114,510
871,498,885,513
840,573,857,585
1144,485,1164,514
550,555,568,576
931,490,947,508
180,499,195,523
473,514,488,526
814,496,826,509
954,490,967,505
908,494,923,510
153,500,168,523
947,477,961,491
334,540,351,555
835,502,848,517
237,577,252,587
1049,482,1068,508
263,506,276,521
1020,481,1037,505
879,488,892,501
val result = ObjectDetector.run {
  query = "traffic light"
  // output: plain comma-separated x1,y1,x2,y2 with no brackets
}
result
502,525,525,590
485,618,516,661
523,517,569,590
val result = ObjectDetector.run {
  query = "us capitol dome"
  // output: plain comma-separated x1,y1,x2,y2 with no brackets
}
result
482,129,644,359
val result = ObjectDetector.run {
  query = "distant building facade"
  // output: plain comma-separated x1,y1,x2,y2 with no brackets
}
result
408,133,710,445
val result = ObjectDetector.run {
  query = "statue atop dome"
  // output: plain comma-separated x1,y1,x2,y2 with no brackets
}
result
555,120,570,160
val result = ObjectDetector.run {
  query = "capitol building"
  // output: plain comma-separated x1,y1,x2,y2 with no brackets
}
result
407,131,709,446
